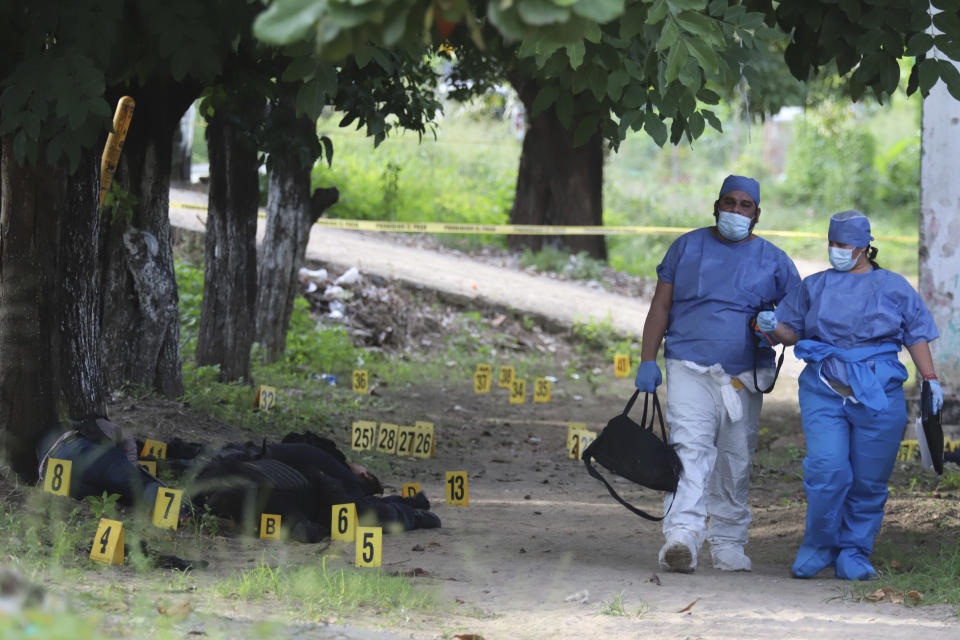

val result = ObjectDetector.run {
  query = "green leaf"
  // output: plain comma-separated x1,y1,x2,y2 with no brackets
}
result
297,77,330,119
607,69,630,101
702,109,722,132
319,135,334,168
619,4,648,39
571,0,625,23
934,35,960,62
572,114,600,147
695,87,720,104
382,3,411,46
933,10,960,37
646,0,669,24
665,40,688,83
253,0,325,45
656,19,679,51
675,10,721,46
282,56,318,83
488,1,527,39
517,0,572,26
566,41,586,69
686,36,719,75
644,111,668,146
677,57,700,92
918,57,939,95
937,59,960,101
667,0,708,11
905,32,935,57
531,84,559,116
688,111,704,138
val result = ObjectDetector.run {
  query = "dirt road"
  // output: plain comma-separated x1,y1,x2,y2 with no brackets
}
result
164,188,959,639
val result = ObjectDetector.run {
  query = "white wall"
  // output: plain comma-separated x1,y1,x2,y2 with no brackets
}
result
920,56,960,419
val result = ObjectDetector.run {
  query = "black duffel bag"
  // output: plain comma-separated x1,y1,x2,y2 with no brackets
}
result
582,389,682,521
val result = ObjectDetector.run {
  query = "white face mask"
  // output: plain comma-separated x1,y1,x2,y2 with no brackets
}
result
829,246,862,271
716,211,753,241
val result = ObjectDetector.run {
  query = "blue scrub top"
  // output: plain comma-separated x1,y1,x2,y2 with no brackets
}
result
775,268,938,349
657,227,801,374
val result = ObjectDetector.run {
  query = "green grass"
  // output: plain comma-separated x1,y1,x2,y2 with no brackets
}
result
846,540,960,615
215,558,434,619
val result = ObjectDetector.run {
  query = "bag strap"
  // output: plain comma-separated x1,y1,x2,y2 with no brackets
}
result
582,453,671,521
582,390,675,522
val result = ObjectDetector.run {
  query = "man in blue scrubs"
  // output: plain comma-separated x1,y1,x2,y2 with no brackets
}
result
636,175,801,573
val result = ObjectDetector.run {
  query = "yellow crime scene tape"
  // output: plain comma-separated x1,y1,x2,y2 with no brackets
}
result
169,202,918,243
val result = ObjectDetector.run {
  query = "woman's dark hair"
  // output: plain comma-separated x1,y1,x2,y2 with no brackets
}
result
866,244,881,269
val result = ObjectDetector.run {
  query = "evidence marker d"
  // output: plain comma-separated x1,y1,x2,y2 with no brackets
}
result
355,526,382,568
152,488,183,530
140,439,167,459
254,385,277,410
445,471,469,506
331,503,357,541
260,513,282,539
401,482,421,497
90,518,124,565
43,458,72,496
614,354,631,378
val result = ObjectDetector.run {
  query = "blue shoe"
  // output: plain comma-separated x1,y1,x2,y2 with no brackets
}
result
791,543,838,578
835,548,877,581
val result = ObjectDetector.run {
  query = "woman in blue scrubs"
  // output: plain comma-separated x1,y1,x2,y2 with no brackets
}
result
756,210,942,580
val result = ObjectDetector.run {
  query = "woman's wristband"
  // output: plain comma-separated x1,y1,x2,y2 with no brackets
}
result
922,373,938,381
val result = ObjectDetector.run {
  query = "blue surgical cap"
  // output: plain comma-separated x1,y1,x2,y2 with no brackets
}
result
719,175,760,206
828,210,873,247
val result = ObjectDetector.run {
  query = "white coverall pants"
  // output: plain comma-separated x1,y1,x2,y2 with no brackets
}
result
662,359,767,563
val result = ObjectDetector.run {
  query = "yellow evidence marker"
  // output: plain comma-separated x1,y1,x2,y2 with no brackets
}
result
445,471,469,506
567,423,588,460
352,369,369,393
43,458,72,496
614,354,631,378
331,503,357,541
140,439,167,459
377,423,399,454
260,514,282,539
254,385,277,410
397,426,417,457
498,365,515,388
152,488,183,530
355,526,383,568
137,459,157,476
533,378,551,403
412,422,434,459
90,518,124,565
577,430,598,458
509,379,526,404
474,369,492,394
401,482,421,498
351,421,376,451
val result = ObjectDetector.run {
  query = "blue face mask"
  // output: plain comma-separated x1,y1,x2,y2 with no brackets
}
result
828,246,861,271
716,211,753,241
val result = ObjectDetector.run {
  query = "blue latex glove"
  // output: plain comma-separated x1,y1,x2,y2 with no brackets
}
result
634,361,662,392
930,379,944,414
756,310,777,332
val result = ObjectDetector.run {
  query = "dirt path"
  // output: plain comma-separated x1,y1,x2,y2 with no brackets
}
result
165,188,960,639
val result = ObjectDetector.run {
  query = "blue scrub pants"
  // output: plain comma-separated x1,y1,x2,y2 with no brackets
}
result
792,366,905,580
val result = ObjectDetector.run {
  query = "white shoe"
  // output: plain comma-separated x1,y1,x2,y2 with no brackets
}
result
711,545,751,571
659,532,698,573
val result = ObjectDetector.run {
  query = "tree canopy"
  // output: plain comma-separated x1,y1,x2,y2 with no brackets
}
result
254,0,960,149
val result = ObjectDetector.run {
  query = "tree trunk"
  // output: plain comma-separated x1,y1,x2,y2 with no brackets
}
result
508,78,606,260
102,83,193,398
255,93,339,363
0,138,62,478
59,144,108,418
0,138,106,479
195,109,260,383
